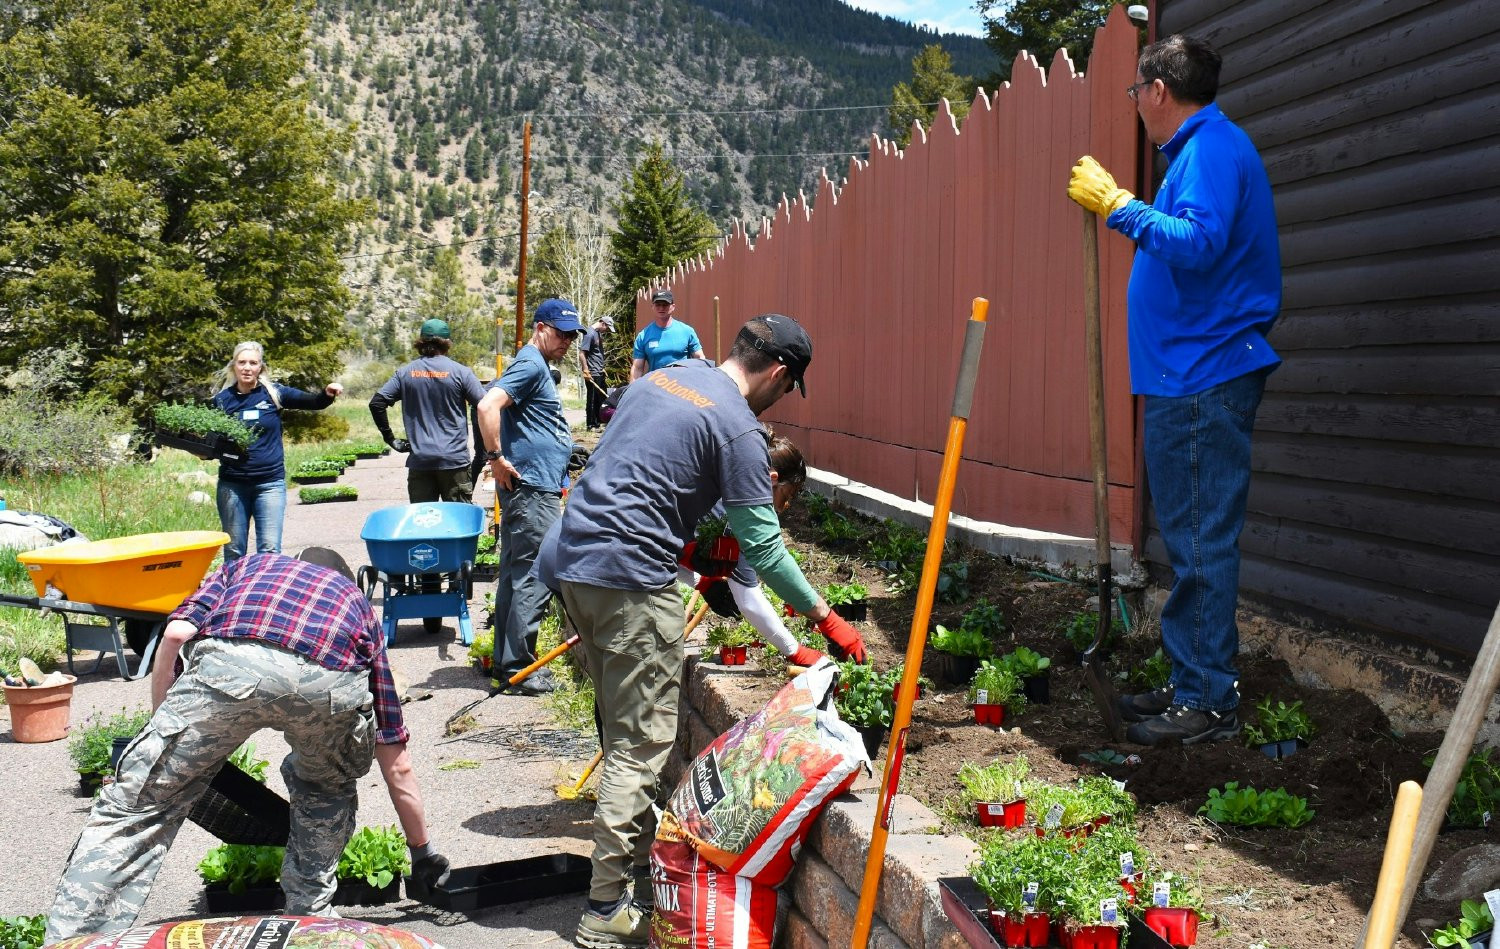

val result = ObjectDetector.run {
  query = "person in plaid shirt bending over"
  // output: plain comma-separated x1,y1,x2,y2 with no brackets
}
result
46,553,448,942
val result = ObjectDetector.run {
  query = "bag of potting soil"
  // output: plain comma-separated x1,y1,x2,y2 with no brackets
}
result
46,915,445,949
662,658,868,886
647,837,777,949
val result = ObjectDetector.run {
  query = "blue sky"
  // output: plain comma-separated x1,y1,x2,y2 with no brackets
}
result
843,0,988,38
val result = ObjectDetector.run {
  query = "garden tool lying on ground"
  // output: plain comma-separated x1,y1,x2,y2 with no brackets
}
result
1080,210,1126,743
555,749,604,800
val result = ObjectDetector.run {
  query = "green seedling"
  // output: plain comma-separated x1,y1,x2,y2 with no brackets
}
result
1243,697,1317,746
1198,782,1314,828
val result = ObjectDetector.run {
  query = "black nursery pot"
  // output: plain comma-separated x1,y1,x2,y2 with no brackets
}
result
1022,674,1050,705
934,651,982,687
333,877,400,906
1256,737,1308,760
204,882,284,914
832,600,868,622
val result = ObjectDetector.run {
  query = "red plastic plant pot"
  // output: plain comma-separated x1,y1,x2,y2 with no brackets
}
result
1144,907,1200,947
998,913,1028,948
988,908,1006,938
975,799,1025,828
1024,911,1051,947
1067,924,1121,949
719,645,747,665
972,703,1005,725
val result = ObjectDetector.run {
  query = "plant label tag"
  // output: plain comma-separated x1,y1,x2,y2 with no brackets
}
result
975,689,989,705
1101,898,1118,924
1485,888,1500,924
1014,781,1024,801
1484,810,1493,828
1153,881,1171,908
1119,853,1135,877
1045,804,1064,828
1023,882,1039,908
987,804,1003,816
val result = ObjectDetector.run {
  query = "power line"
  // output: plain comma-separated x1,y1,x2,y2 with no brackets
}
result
510,101,942,122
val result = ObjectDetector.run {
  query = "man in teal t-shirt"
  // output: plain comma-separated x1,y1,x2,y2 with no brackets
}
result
629,288,703,379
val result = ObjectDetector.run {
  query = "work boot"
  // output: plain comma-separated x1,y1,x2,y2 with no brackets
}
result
1116,686,1174,723
576,898,649,949
500,666,559,696
1125,704,1239,746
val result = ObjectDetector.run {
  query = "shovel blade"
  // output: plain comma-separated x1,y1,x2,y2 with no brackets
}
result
1081,652,1125,742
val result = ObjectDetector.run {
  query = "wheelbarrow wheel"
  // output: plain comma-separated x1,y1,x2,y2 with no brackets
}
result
423,616,444,635
356,565,375,601
460,561,473,599
123,619,158,656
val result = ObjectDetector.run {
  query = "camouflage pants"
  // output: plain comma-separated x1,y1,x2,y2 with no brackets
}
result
46,638,375,943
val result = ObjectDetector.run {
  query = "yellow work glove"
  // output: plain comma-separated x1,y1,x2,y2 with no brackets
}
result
1068,155,1134,218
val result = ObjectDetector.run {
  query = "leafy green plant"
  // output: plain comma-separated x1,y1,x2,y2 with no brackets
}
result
1130,647,1171,689
821,581,868,605
1140,867,1207,915
292,459,342,477
475,532,498,566
468,629,495,664
957,755,1031,804
1073,775,1137,824
998,646,1051,679
228,742,271,783
0,914,47,949
1055,822,1142,926
931,622,990,658
695,514,728,545
1022,775,1135,830
351,441,388,457
197,844,285,893
1427,747,1500,829
819,511,863,544
936,559,971,604
1242,697,1317,746
1198,782,1315,828
961,597,1005,637
337,824,409,888
1430,899,1494,948
1063,610,1122,653
970,827,1073,916
705,619,759,650
153,402,257,449
868,521,925,572
834,660,900,728
298,485,358,503
968,660,1025,712
68,707,152,777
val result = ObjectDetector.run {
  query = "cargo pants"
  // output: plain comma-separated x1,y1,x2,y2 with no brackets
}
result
46,638,375,943
559,581,682,902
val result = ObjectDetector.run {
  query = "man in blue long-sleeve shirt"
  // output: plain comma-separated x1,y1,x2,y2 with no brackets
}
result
1069,34,1281,746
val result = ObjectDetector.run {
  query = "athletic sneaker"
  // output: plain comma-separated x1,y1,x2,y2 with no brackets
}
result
491,667,560,696
1116,686,1174,723
1125,704,1239,746
576,900,649,949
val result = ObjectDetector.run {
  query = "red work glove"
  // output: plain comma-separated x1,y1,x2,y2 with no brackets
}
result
783,603,797,618
816,611,867,664
789,644,825,667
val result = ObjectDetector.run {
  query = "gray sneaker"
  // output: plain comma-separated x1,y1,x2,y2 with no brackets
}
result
1117,686,1174,723
576,900,649,949
1125,704,1239,746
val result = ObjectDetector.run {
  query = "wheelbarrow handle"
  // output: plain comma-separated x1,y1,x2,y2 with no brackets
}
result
508,634,581,686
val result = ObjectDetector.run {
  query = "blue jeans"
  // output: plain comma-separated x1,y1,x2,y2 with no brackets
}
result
1143,369,1268,712
493,484,562,674
216,478,287,562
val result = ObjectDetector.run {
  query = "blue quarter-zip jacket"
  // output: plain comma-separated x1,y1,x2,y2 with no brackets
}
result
1107,102,1282,397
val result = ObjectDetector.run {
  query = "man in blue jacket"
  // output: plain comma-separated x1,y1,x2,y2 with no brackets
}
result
1068,34,1281,746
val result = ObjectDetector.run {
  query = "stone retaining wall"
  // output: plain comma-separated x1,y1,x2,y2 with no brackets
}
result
666,659,977,948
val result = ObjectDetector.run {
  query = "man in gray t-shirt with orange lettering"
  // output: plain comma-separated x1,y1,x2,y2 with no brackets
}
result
538,314,866,949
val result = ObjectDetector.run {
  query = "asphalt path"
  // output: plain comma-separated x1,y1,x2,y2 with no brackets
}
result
4,447,596,948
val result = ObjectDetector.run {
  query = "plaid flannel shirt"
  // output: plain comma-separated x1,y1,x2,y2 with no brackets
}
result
169,553,408,744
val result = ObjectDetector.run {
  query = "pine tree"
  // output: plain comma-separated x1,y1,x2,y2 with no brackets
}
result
889,45,974,148
0,0,365,415
977,0,1114,83
606,143,717,383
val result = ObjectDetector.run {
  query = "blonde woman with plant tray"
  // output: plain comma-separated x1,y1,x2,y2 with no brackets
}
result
211,341,343,561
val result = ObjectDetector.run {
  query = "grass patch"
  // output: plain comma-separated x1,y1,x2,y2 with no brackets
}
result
539,607,596,735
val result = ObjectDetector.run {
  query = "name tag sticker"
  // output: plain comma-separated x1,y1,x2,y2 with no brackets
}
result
241,410,260,421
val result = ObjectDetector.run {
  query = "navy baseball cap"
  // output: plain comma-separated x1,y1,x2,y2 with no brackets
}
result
534,298,584,333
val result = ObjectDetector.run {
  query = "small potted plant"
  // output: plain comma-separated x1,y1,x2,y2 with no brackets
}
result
469,629,495,675
334,824,408,905
705,620,758,665
970,829,1066,947
958,756,1030,829
688,515,740,577
152,402,257,463
352,440,389,459
822,581,869,622
1054,836,1131,949
68,707,152,792
290,459,342,484
1139,868,1207,947
999,646,1053,705
472,532,500,582
1242,696,1316,760
930,622,990,686
198,843,286,912
1438,748,1500,830
834,660,898,758
968,660,1025,726
1430,898,1493,949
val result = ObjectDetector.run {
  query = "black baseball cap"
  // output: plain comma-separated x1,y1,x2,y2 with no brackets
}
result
651,289,674,304
739,313,812,397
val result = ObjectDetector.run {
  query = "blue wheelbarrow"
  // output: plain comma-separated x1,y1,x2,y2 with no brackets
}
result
358,502,484,645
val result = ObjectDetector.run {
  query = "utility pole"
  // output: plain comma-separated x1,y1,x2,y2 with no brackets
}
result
514,119,532,357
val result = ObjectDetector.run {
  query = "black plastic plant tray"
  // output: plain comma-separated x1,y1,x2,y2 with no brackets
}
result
406,853,591,911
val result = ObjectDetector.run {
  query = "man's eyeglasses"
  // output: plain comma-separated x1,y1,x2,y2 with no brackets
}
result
1126,80,1152,101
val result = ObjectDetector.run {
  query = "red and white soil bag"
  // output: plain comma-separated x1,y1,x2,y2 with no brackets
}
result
663,657,868,886
648,838,777,949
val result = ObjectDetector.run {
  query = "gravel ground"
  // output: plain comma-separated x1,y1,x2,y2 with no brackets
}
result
3,445,597,948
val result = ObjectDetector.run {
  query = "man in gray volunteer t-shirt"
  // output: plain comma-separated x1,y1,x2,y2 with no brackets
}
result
369,318,487,503
538,314,866,949
476,298,582,694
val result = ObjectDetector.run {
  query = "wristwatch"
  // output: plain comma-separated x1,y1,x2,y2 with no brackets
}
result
485,449,503,461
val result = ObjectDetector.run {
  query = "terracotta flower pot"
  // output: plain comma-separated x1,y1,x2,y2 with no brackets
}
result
4,675,77,743
1143,907,1200,946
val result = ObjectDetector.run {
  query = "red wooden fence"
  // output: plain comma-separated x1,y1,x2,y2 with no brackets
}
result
638,9,1142,544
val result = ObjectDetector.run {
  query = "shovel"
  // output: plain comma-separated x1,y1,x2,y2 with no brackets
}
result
1082,210,1126,743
